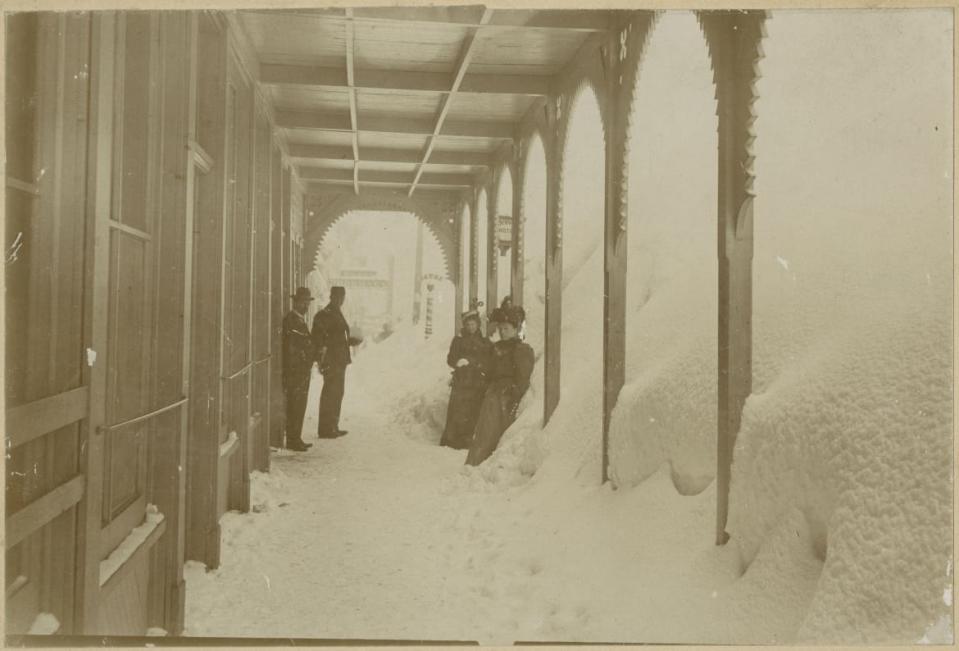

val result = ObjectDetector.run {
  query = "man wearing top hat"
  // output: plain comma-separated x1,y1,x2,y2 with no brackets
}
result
282,287,316,452
312,286,363,439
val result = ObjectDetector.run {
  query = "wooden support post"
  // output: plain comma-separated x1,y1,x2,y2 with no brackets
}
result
76,11,115,632
511,153,525,308
185,13,227,569
154,12,193,634
486,179,498,311
453,202,465,331
602,46,627,486
699,10,766,545
269,145,285,449
542,98,564,425
601,13,654,484
468,192,480,309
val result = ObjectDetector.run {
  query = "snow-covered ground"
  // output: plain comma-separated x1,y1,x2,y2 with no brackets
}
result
183,323,819,644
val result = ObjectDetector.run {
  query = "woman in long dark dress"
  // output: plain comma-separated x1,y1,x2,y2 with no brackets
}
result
440,310,491,449
465,306,535,466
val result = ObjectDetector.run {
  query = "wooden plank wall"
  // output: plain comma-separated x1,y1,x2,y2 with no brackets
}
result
5,9,303,636
5,12,91,636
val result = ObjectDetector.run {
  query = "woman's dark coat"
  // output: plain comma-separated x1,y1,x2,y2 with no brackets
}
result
440,330,491,449
465,336,535,466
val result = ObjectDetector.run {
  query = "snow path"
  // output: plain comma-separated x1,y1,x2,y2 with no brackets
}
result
183,355,820,644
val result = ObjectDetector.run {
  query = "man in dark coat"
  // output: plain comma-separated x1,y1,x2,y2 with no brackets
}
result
312,286,362,438
282,287,315,452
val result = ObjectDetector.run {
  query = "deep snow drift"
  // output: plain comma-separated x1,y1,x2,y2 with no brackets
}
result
605,10,954,645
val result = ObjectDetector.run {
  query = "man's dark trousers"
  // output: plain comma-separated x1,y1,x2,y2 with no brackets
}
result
318,365,346,437
285,379,309,444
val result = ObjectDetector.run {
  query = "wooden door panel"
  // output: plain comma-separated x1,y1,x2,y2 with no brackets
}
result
4,12,91,635
108,232,152,423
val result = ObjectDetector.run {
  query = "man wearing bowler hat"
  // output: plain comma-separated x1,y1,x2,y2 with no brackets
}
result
312,286,362,438
282,287,315,452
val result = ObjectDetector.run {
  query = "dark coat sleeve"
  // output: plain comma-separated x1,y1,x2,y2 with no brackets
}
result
446,336,461,369
509,343,535,405
281,314,292,389
473,338,492,376
312,311,327,364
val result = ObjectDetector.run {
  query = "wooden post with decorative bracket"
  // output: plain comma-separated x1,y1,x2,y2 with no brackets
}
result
543,96,565,425
699,10,766,544
601,12,655,484
510,142,525,309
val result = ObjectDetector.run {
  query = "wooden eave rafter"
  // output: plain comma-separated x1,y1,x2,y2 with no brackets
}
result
409,8,494,197
345,8,359,194
259,64,551,98
242,8,612,33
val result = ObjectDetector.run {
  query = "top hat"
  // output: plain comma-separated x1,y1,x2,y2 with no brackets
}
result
291,287,314,302
330,286,346,297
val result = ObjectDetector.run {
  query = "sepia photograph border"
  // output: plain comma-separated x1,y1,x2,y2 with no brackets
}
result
0,0,955,649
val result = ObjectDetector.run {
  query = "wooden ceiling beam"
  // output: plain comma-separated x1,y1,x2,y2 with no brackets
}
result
276,109,514,140
302,168,474,187
289,144,491,168
345,8,359,194
260,64,551,98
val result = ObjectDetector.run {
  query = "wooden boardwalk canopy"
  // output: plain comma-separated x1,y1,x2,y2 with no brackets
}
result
4,6,766,637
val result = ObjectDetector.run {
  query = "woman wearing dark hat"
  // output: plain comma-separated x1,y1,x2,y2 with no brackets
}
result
465,305,534,466
440,309,491,449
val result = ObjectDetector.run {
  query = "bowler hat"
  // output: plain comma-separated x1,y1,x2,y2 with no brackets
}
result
291,287,313,302
330,286,346,297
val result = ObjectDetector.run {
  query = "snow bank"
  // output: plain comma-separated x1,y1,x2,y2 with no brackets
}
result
349,318,455,446
605,11,953,645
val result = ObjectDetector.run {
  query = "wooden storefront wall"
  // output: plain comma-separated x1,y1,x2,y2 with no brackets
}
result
4,10,301,636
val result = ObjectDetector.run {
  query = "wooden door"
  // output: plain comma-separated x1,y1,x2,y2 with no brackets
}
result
94,12,192,634
5,12,92,635
218,53,254,516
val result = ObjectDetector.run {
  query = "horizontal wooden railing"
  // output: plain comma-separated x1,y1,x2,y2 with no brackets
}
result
6,474,86,549
98,397,188,433
6,387,89,449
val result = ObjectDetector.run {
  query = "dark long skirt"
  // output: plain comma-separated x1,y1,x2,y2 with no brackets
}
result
465,381,514,466
440,384,485,450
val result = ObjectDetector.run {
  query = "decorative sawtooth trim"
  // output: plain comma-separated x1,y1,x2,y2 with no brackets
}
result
488,166,499,274
512,143,528,258
697,10,768,229
305,190,456,281
552,72,609,256
549,90,572,257
613,12,659,240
